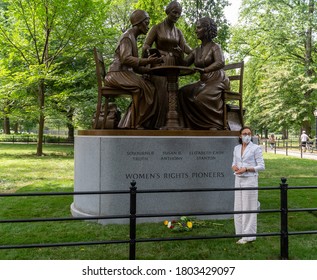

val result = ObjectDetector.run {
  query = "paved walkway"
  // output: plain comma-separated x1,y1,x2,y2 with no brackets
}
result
264,147,317,160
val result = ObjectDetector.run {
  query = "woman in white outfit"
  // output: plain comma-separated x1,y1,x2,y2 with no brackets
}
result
232,127,265,244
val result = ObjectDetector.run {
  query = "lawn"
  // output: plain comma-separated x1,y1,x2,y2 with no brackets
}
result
0,143,317,260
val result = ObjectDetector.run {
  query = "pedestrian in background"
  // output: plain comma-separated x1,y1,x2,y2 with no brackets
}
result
268,134,275,150
300,130,309,152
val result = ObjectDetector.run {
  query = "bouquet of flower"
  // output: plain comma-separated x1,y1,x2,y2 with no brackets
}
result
163,216,193,232
163,217,223,232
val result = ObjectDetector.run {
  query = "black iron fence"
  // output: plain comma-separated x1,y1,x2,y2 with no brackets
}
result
261,138,301,150
1,178,317,260
262,139,317,159
0,134,74,144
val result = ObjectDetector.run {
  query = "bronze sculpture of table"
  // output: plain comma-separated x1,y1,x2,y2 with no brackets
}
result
149,66,195,130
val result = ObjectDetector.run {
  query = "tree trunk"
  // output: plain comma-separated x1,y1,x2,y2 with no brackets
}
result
3,117,10,134
13,122,19,133
66,110,75,143
36,13,51,156
67,114,75,143
37,81,45,156
67,122,75,143
302,0,315,133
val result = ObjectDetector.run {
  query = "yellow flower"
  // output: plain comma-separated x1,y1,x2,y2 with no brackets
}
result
163,220,169,226
187,221,193,229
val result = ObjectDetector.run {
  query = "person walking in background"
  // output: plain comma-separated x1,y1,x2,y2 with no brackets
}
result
232,126,265,244
268,134,275,150
256,134,261,145
300,130,309,152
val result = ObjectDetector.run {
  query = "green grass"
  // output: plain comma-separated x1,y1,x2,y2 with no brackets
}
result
0,144,73,193
0,144,317,260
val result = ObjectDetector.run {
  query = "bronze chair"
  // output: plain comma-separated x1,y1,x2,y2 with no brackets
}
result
93,47,139,129
223,61,244,130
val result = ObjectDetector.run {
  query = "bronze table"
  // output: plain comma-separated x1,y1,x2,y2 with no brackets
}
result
149,65,195,130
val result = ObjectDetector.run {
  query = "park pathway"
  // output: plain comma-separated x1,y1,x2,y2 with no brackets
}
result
264,147,317,161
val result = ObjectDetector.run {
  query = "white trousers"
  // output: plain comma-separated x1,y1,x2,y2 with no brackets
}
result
234,176,258,241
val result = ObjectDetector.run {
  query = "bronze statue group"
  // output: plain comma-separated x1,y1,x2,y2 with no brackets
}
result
103,1,266,245
104,1,229,130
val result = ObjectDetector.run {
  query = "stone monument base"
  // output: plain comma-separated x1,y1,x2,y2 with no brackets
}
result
71,130,239,224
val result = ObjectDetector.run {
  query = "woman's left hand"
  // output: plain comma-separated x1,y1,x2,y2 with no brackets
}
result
235,167,247,175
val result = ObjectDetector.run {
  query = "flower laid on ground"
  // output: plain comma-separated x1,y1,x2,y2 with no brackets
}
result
163,216,224,232
163,216,194,232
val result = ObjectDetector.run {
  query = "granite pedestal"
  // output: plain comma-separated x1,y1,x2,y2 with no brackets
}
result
71,130,239,224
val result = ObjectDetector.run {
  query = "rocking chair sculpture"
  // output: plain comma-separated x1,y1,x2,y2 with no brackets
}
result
93,47,139,129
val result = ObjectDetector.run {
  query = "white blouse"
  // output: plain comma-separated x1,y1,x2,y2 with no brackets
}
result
232,141,265,176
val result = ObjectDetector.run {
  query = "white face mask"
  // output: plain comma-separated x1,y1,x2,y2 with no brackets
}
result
242,135,251,144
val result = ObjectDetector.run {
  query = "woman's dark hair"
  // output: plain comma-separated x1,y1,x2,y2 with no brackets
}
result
197,17,217,41
238,126,253,144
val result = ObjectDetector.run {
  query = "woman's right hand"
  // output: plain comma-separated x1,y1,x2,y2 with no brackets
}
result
232,165,239,172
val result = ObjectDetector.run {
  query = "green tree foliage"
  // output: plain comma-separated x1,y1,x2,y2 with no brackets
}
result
229,0,317,135
135,0,170,24
0,0,110,155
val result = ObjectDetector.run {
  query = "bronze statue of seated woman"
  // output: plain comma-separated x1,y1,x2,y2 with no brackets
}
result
178,17,230,130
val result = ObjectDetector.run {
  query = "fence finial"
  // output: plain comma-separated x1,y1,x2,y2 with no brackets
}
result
281,177,287,184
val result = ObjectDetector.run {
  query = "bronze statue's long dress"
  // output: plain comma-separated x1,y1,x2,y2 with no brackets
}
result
104,30,157,128
179,42,230,130
143,19,191,128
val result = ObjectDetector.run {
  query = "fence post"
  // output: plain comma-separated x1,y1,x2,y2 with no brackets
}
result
274,140,277,154
280,177,289,260
265,139,267,153
129,180,137,260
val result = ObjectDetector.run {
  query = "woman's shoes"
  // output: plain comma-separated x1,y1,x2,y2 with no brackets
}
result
236,239,255,244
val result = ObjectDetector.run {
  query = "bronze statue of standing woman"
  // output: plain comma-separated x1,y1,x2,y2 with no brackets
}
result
142,1,192,129
179,17,230,130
